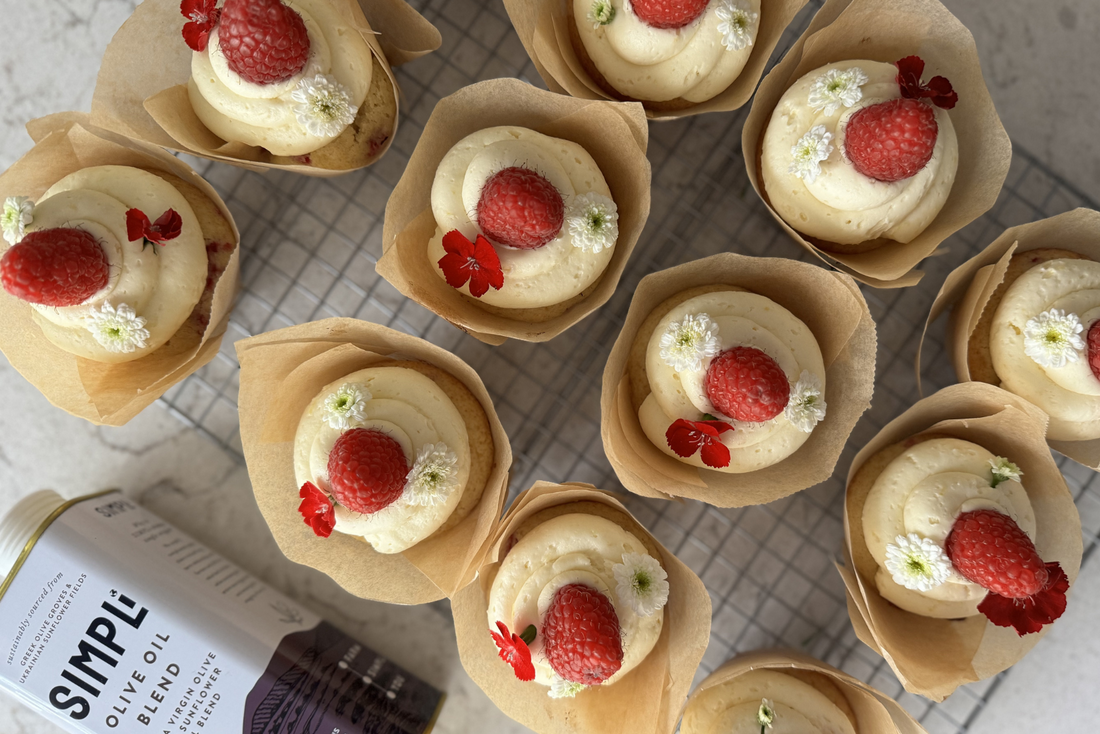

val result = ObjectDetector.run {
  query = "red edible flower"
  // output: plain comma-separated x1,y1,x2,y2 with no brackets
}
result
298,482,336,539
977,562,1070,636
665,418,734,469
181,0,220,53
895,55,958,109
126,208,183,246
437,230,504,298
490,621,536,682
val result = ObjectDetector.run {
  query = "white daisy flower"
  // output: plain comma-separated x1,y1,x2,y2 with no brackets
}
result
612,552,669,617
789,125,834,184
757,698,776,730
784,371,827,433
567,192,619,254
84,301,149,354
549,675,586,699
403,442,460,507
587,0,615,28
807,67,869,116
322,382,370,429
989,456,1023,488
1023,308,1085,368
2,196,33,245
291,74,358,138
659,313,721,373
884,534,952,592
716,0,759,52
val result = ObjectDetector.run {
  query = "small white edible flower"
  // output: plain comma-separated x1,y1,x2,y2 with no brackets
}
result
716,0,758,52
2,196,33,245
291,74,358,138
1023,308,1084,368
784,371,827,432
612,552,669,617
567,192,619,254
884,534,952,592
587,0,615,28
84,301,149,354
549,675,586,699
322,382,370,429
789,125,834,184
989,456,1023,488
659,313,721,373
807,67,869,116
757,699,776,730
403,442,460,507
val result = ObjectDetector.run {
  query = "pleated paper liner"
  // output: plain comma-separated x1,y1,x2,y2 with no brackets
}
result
742,0,1011,288
501,0,808,119
451,481,711,734
838,382,1083,701
89,0,440,176
919,208,1100,469
235,318,512,604
377,78,651,345
0,112,240,426
680,649,927,734
601,252,876,506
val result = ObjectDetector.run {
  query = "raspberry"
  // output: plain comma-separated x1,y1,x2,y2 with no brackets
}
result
1,227,109,307
326,428,409,515
705,347,790,422
945,509,1048,598
542,584,623,685
844,98,938,183
475,167,564,250
218,0,310,85
631,0,710,29
1088,320,1100,383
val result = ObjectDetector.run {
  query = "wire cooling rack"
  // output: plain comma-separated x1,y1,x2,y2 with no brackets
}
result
157,1,1100,732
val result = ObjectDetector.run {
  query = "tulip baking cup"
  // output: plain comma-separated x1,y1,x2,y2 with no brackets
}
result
378,78,651,344
451,482,710,734
89,0,440,175
502,0,808,119
921,208,1100,469
838,382,1082,701
742,0,1011,288
601,253,876,506
236,318,512,604
0,113,240,425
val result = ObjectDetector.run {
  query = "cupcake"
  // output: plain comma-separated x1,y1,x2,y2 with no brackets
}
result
840,383,1082,700
378,78,650,344
237,318,511,603
602,253,875,506
452,482,710,734
0,114,239,425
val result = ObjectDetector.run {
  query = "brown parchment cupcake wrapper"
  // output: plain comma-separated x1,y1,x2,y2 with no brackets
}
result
742,0,1011,288
502,0,808,120
918,208,1100,468
600,252,876,506
451,481,711,734
377,78,651,344
0,112,240,426
680,649,927,734
235,318,512,604
838,382,1083,701
90,0,440,176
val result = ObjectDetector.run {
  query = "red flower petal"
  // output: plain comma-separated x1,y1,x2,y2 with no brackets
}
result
126,208,151,242
977,562,1069,636
147,209,183,243
298,482,335,539
437,230,505,298
180,0,220,53
490,621,536,681
442,229,476,257
895,55,957,109
699,440,731,469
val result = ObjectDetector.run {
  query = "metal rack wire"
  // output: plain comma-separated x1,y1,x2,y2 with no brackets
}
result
157,1,1100,731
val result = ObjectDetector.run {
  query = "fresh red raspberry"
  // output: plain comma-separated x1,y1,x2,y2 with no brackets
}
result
844,98,938,182
946,509,1048,598
542,584,623,685
1087,320,1100,383
218,0,310,85
631,0,710,29
705,347,790,422
1,227,109,307
475,167,564,250
326,428,409,515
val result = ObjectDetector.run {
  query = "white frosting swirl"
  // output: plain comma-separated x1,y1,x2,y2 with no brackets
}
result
427,126,616,309
861,437,1037,618
187,0,373,156
293,367,471,554
638,291,826,473
573,0,760,103
991,258,1100,441
761,60,959,245
487,513,663,687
